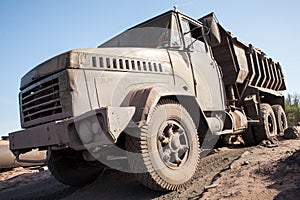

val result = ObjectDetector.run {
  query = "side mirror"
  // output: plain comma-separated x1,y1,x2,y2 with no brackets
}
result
199,13,221,47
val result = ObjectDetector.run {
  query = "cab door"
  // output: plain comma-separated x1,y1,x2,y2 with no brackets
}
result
180,18,225,111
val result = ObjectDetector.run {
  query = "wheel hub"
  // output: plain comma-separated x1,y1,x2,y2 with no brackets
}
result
158,121,189,168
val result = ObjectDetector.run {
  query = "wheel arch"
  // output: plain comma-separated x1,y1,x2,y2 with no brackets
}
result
120,86,210,144
158,95,210,142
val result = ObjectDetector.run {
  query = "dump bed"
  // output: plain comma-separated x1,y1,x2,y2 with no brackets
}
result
208,20,286,92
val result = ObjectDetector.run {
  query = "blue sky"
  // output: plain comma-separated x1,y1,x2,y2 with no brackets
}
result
1,0,300,136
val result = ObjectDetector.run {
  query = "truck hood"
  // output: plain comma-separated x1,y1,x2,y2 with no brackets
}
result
20,51,70,90
20,47,170,90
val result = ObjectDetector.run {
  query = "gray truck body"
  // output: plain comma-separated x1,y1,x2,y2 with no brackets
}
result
9,10,286,190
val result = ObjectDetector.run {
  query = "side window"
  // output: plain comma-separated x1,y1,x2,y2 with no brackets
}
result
181,20,192,48
181,19,207,52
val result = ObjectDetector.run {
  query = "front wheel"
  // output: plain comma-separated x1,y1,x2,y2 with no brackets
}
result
126,101,200,191
48,149,105,186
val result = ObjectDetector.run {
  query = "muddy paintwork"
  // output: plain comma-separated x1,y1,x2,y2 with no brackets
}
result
9,10,286,159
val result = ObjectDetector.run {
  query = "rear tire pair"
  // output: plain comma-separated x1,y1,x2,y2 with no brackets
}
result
243,104,287,146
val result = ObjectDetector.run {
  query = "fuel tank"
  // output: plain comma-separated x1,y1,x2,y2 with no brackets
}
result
0,137,46,169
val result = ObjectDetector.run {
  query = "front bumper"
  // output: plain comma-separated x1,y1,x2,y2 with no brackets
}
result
9,106,135,154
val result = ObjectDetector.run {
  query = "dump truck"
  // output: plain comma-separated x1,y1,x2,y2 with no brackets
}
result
9,9,287,191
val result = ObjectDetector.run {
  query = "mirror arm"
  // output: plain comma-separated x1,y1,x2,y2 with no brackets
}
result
183,26,201,35
186,35,204,50
203,26,211,35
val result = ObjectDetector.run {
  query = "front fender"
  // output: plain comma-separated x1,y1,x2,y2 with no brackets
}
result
122,85,194,126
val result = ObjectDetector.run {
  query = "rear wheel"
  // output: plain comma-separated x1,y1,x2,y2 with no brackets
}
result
254,103,277,142
48,149,105,186
272,105,288,134
125,100,200,191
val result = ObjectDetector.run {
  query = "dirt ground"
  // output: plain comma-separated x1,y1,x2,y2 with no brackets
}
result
0,137,299,200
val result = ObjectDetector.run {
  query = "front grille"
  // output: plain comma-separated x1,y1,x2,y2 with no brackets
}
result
21,76,62,123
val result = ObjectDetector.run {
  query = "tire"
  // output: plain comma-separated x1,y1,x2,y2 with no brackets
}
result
272,105,288,133
125,100,200,191
242,126,257,146
48,149,105,186
254,103,277,142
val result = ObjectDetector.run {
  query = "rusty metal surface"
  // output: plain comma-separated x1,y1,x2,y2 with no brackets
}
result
209,23,286,92
9,120,71,151
10,106,135,153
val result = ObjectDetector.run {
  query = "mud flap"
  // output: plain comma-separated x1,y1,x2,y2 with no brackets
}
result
106,106,136,141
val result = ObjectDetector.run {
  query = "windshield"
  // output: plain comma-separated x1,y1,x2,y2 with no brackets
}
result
99,14,172,48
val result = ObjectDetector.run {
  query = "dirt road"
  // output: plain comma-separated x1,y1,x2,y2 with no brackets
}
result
0,138,299,200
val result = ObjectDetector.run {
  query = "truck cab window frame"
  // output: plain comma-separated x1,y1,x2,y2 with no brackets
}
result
181,18,207,53
100,14,173,49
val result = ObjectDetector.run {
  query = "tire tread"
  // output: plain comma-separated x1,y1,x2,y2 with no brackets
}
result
125,100,200,191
